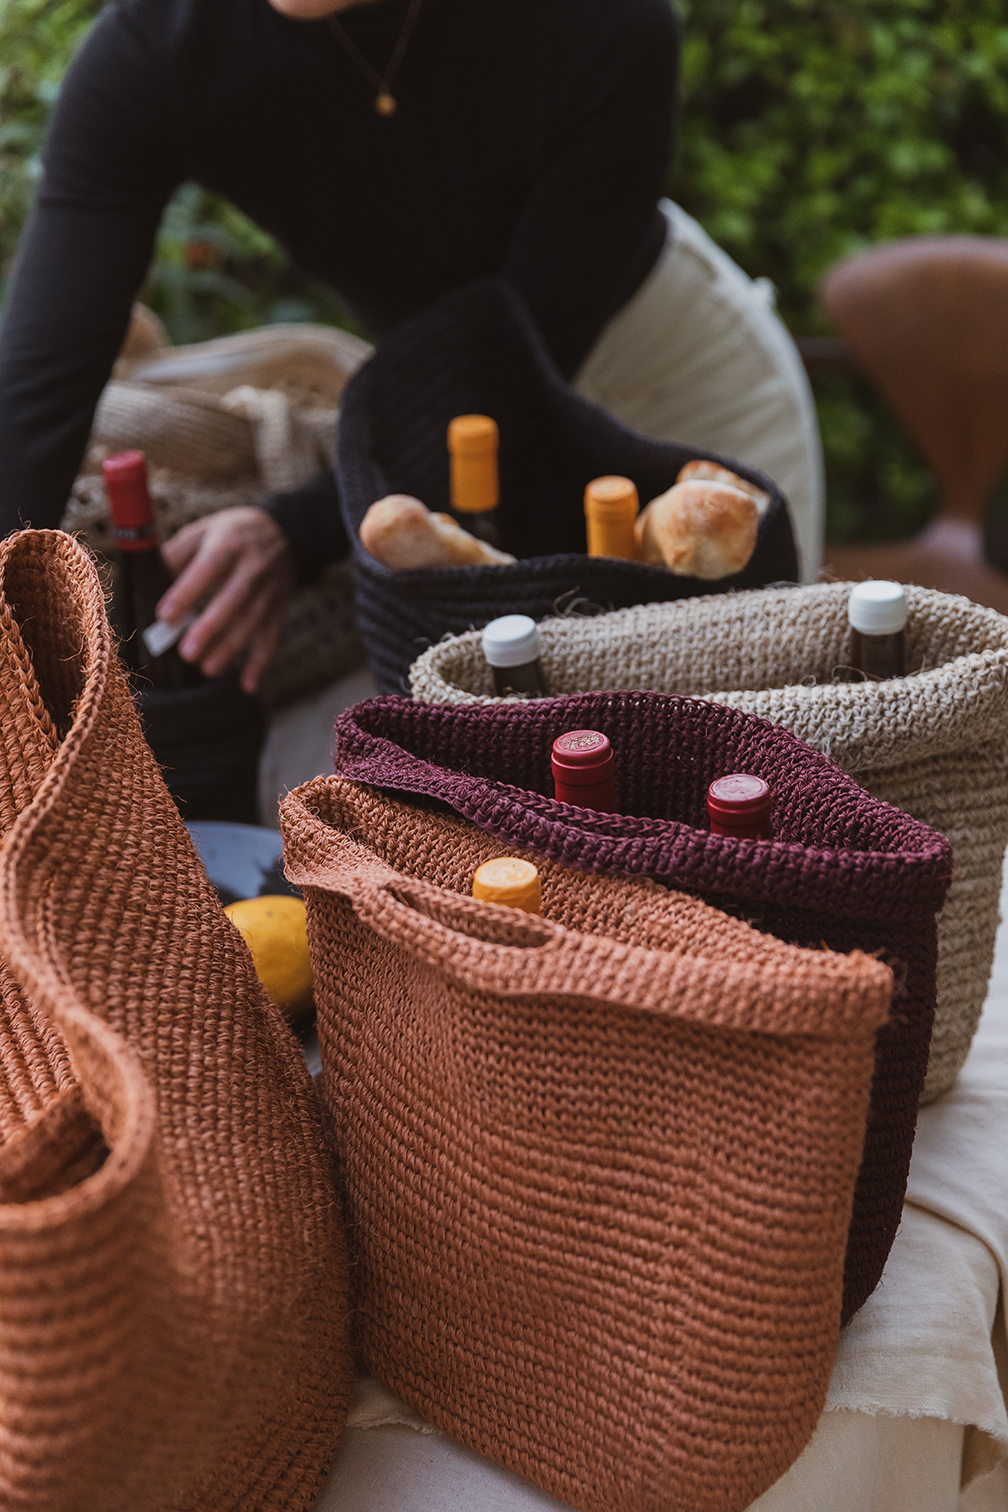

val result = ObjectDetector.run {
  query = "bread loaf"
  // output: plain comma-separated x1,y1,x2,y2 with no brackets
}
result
359,495,515,569
635,480,758,579
677,459,771,516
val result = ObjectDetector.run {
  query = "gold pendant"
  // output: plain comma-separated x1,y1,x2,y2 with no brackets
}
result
375,92,397,116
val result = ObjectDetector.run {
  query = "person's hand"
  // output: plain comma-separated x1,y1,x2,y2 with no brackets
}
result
157,506,295,695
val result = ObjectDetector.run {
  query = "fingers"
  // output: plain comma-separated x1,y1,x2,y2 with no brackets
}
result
159,533,241,626
239,599,287,695
177,552,263,663
151,506,294,682
159,516,210,577
194,580,279,681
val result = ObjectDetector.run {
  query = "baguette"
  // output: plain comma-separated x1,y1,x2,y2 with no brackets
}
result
359,495,515,569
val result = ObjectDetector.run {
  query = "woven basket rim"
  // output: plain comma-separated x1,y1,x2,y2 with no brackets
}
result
284,774,894,1041
333,691,953,921
409,582,1008,760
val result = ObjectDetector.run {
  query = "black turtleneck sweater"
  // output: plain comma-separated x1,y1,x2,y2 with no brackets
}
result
0,0,679,579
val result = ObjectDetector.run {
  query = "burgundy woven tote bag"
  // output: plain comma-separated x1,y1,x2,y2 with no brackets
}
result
332,692,953,1325
280,776,892,1512
0,531,351,1512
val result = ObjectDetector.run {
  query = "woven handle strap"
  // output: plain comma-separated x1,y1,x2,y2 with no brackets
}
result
282,786,892,1041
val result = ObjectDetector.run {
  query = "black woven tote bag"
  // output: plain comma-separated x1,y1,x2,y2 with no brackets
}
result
336,280,799,693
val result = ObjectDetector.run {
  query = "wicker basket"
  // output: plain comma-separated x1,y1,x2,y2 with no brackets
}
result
64,321,370,708
335,279,798,694
280,775,892,1512
410,582,1008,1101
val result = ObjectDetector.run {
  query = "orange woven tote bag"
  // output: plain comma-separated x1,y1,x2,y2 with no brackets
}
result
0,531,352,1511
281,777,893,1512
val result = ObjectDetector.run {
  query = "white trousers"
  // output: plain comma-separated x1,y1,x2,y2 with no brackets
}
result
574,200,825,583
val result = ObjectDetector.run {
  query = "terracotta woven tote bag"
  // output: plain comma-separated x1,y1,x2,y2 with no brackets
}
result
0,531,352,1511
280,776,893,1512
332,692,953,1325
409,583,1008,1102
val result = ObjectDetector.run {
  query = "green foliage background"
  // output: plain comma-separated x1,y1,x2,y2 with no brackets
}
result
3,0,1008,538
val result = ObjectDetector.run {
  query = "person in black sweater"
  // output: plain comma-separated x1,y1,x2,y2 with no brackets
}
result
0,0,677,687
2,0,826,692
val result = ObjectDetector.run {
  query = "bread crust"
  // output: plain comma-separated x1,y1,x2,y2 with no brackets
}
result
635,480,758,579
677,459,770,516
359,495,515,569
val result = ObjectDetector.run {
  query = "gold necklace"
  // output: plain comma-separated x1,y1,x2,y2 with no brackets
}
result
326,0,424,116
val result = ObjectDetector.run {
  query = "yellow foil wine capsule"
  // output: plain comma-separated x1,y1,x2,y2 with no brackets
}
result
472,856,542,914
584,475,639,560
448,414,500,515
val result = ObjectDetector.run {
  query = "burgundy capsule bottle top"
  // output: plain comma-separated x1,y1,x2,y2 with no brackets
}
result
551,729,617,812
551,730,613,782
707,773,773,838
103,450,157,545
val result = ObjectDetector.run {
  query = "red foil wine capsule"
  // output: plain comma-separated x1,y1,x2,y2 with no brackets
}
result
103,450,158,550
551,729,617,812
707,773,773,840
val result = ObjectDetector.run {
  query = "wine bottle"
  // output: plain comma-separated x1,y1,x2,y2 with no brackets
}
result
472,857,542,914
103,450,202,691
448,414,502,550
551,730,617,812
481,614,548,696
848,581,907,680
707,774,773,839
584,475,639,560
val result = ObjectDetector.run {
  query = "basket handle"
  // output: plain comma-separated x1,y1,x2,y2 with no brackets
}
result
343,867,572,976
282,783,893,1037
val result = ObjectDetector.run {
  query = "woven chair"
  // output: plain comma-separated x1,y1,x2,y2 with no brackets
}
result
812,236,1008,612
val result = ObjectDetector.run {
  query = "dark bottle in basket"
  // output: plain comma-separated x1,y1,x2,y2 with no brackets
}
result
482,614,549,696
848,581,907,680
103,451,202,691
448,414,502,550
551,730,617,812
707,774,773,839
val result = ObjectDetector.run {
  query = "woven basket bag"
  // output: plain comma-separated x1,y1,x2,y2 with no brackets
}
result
332,691,953,1325
64,317,371,709
280,775,893,1512
335,279,798,693
0,530,352,1511
410,582,1008,1102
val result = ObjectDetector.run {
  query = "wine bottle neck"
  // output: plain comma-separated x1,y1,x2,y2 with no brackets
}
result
112,524,160,553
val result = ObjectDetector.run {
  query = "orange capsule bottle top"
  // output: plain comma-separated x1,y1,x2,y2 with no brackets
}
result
448,414,499,514
472,856,542,913
584,475,639,560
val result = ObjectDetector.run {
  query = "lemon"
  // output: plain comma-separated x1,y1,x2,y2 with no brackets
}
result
225,895,314,1022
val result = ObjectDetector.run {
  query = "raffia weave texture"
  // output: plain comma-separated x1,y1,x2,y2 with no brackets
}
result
280,776,892,1512
0,530,352,1510
410,583,1008,1100
335,279,797,693
332,691,953,1325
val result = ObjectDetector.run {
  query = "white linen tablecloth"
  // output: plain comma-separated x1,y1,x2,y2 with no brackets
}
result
313,867,1008,1512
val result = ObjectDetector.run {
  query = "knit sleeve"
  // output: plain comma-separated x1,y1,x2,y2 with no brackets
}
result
500,0,680,379
0,6,182,536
